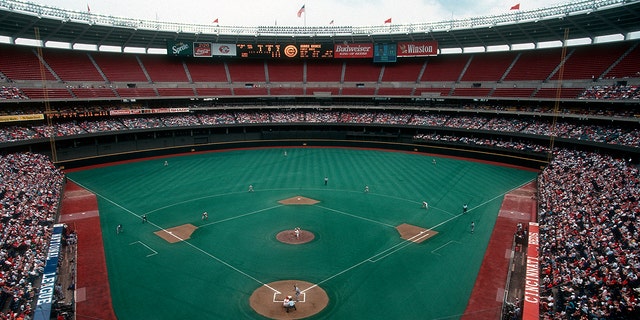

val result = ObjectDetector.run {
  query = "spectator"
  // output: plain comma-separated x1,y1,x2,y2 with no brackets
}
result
538,150,640,319
0,152,64,319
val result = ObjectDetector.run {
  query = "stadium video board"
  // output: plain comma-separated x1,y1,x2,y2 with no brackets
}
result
373,43,397,63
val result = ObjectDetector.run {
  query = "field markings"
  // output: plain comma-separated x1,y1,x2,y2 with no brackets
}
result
430,240,462,256
68,179,283,294
129,241,158,257
69,177,535,297
306,178,535,292
316,205,395,228
200,205,283,227
142,190,246,215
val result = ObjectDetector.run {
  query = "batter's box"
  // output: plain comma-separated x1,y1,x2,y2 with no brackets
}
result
155,224,197,243
274,292,306,303
279,196,319,205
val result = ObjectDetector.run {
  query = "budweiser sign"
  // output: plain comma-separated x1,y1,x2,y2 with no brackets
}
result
397,41,438,57
334,43,373,58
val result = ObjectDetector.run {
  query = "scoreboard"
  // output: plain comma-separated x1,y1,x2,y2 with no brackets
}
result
299,44,334,58
236,43,334,59
167,40,435,61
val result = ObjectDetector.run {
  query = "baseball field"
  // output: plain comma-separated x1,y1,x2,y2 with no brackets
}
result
65,147,537,319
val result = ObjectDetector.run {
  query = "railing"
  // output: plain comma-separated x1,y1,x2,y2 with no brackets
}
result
0,0,635,36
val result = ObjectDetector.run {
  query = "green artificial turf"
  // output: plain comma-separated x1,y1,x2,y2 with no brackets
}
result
66,147,537,319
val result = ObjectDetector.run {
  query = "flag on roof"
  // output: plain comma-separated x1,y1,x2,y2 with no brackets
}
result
329,20,334,25
87,4,90,13
297,5,305,17
213,18,219,24
510,3,520,10
384,18,392,24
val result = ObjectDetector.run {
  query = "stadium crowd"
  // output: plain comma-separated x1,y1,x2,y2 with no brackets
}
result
0,109,639,150
412,133,550,153
0,105,639,318
538,150,640,319
1,84,639,101
0,87,27,100
579,85,640,100
1,147,638,318
0,153,64,319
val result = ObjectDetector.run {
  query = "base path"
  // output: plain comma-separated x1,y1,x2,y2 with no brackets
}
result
278,196,319,205
395,223,438,243
154,224,198,243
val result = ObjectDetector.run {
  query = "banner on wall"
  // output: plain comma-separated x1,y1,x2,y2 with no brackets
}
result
0,114,44,123
167,41,193,56
334,43,374,58
522,222,540,320
33,224,65,320
109,108,190,116
212,43,237,56
193,42,212,57
396,41,438,57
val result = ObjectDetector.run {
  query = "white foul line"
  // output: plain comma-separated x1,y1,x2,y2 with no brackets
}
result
129,241,158,257
68,178,283,294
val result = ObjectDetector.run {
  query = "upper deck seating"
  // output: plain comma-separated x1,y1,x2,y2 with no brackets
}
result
186,60,228,83
0,45,56,81
343,61,383,82
43,49,103,81
139,55,189,83
460,52,516,82
91,52,148,82
306,60,343,82
227,60,266,83
420,55,468,82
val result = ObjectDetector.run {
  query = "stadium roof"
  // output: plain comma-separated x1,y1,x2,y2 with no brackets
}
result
0,0,639,52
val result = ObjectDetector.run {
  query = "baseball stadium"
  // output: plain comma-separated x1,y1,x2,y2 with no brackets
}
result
0,0,639,319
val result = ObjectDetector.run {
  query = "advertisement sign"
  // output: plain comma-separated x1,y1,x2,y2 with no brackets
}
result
396,41,438,57
522,222,540,320
109,108,189,116
193,42,212,57
0,114,44,123
33,224,65,320
334,43,374,58
167,41,192,56
212,43,237,56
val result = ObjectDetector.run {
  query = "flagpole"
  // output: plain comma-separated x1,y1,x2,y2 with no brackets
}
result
297,5,306,27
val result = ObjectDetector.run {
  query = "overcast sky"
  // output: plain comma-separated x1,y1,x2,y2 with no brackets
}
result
29,0,568,27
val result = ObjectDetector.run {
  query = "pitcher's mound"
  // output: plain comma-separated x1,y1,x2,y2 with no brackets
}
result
154,224,197,243
279,196,319,205
396,223,438,243
276,229,315,244
250,280,328,319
